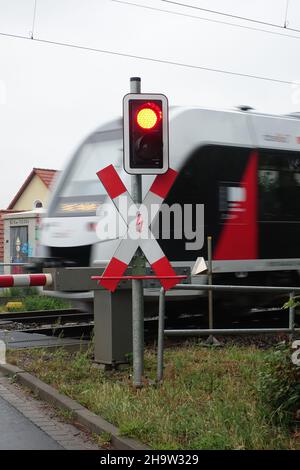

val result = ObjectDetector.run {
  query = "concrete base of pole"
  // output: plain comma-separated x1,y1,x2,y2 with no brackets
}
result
203,335,222,347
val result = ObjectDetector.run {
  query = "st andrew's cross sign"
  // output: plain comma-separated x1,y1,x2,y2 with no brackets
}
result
95,164,181,292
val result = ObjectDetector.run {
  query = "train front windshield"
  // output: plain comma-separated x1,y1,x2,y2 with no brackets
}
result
52,130,122,217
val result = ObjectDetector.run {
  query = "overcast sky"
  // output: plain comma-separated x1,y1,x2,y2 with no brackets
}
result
0,0,300,208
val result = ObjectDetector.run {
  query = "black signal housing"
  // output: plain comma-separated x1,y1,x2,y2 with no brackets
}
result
123,93,169,174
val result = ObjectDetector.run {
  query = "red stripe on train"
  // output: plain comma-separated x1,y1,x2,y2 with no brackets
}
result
214,151,258,260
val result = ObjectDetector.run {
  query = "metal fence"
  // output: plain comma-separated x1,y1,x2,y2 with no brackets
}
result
157,283,300,382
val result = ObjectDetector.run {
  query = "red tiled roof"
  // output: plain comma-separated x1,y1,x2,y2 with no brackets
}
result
0,210,20,261
34,168,58,188
7,168,58,210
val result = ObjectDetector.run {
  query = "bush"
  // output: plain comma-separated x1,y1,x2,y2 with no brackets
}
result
258,343,300,426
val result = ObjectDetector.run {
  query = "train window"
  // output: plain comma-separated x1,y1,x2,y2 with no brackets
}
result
52,130,123,216
258,150,300,222
61,133,122,198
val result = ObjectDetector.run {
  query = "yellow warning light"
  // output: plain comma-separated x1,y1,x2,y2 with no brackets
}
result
136,107,159,130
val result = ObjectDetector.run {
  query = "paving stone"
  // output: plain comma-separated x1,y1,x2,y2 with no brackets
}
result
0,395,62,450
0,376,101,450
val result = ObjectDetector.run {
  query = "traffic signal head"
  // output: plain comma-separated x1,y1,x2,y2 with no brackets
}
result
123,94,169,174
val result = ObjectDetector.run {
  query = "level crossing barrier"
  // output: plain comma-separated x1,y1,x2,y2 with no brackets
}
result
0,273,52,288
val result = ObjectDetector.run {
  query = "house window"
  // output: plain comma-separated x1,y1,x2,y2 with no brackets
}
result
33,200,43,209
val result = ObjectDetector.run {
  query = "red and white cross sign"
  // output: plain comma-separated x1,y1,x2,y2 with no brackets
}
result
96,164,179,292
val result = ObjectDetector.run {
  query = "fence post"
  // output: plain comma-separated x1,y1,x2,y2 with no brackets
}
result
206,237,220,345
289,291,295,340
207,236,213,330
157,287,165,383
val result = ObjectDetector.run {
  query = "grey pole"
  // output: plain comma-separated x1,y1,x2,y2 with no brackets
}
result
289,291,295,341
157,288,165,383
206,236,220,345
130,77,145,387
165,327,300,336
207,236,213,330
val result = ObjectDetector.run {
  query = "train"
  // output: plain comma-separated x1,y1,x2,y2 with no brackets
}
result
37,106,300,304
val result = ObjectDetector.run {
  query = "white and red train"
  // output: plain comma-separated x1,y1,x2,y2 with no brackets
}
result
37,106,300,300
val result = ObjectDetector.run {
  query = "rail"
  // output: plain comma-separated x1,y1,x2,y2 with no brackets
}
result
157,283,300,383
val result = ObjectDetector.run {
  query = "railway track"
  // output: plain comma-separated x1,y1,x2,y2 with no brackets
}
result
0,308,93,325
21,323,94,338
0,305,298,341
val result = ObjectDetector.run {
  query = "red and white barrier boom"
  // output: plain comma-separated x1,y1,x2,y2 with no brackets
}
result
0,273,52,288
96,164,181,292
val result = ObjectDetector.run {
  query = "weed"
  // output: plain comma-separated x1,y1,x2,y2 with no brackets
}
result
93,432,112,447
257,343,300,426
7,344,300,450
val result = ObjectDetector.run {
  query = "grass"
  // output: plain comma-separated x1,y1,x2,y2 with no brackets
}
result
93,432,112,448
7,343,300,450
0,287,39,298
0,286,71,311
16,295,71,311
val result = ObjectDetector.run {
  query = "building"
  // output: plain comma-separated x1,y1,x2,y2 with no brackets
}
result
0,168,58,273
3,209,44,274
7,168,58,211
0,210,17,272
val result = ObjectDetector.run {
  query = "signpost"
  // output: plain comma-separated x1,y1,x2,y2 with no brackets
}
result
130,77,145,387
95,77,180,387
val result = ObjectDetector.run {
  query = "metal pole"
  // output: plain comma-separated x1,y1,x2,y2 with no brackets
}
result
289,291,295,341
206,236,220,345
130,77,145,387
207,236,213,330
157,288,165,383
164,327,300,336
174,284,300,293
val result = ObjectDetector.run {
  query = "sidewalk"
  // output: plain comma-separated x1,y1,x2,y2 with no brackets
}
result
0,372,101,450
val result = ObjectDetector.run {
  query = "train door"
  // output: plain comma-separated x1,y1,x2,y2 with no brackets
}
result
258,149,300,259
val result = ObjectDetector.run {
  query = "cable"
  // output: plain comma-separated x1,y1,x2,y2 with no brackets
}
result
284,0,290,28
30,0,38,39
112,0,300,41
0,30,294,86
163,0,284,28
